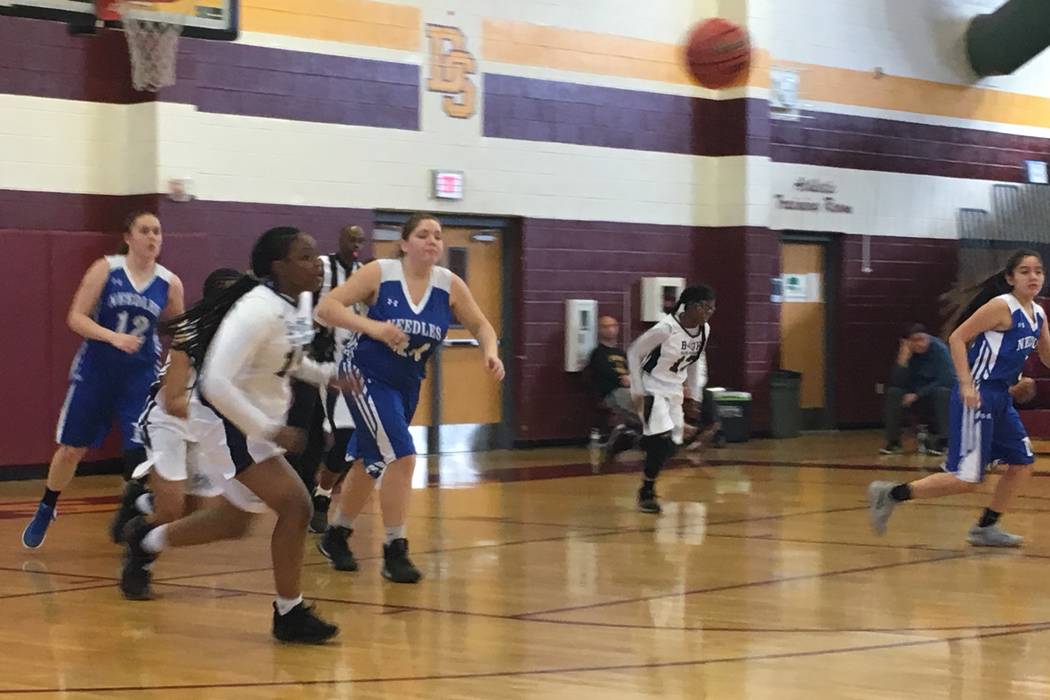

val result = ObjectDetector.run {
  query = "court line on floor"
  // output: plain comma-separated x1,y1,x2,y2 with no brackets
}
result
0,565,113,582
703,531,962,553
2,540,1039,638
150,505,874,584
155,574,1047,635
2,622,1048,695
0,500,1013,602
511,551,979,619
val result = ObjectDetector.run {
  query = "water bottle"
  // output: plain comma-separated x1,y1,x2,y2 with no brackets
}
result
917,424,928,455
588,428,602,471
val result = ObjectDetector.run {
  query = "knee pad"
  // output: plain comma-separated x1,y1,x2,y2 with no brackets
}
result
324,429,355,474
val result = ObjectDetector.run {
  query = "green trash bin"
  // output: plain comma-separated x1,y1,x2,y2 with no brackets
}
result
711,390,752,442
770,370,802,438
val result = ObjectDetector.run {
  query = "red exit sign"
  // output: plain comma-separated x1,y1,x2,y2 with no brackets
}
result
431,170,464,200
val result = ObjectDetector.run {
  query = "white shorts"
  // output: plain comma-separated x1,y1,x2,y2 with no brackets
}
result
321,386,356,431
139,394,273,514
642,393,685,444
222,477,270,514
209,408,286,514
137,400,232,499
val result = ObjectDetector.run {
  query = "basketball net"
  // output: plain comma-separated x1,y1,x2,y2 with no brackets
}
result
100,0,185,92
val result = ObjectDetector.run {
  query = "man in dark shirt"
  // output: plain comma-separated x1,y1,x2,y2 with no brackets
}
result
882,323,953,455
585,316,640,458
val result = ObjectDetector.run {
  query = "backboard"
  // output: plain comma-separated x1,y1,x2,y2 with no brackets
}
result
1,0,238,40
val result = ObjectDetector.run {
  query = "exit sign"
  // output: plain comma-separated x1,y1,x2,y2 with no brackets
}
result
431,170,464,200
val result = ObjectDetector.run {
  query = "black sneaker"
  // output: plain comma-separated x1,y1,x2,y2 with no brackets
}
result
924,437,946,457
317,525,358,571
272,601,339,644
309,494,331,534
382,538,422,583
637,487,662,514
879,443,903,455
602,424,632,464
110,480,148,544
120,515,156,601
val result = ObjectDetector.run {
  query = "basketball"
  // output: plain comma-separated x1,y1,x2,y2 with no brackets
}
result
684,18,751,89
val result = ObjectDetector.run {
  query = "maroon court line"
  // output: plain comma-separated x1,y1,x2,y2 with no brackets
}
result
704,531,962,554
152,576,1029,635
0,565,114,582
151,525,644,584
0,455,1044,520
151,552,980,631
512,551,979,620
0,581,118,601
705,505,870,527
2,622,1048,695
152,503,881,584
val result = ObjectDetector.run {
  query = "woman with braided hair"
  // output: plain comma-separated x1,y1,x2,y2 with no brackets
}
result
120,226,342,644
626,285,716,514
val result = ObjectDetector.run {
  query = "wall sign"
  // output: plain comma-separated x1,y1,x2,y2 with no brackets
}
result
426,24,477,119
431,170,464,200
773,177,853,213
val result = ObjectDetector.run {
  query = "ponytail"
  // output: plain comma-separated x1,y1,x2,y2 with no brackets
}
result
941,248,1043,338
161,275,259,369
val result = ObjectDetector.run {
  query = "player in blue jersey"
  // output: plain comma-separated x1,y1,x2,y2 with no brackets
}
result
869,250,1050,546
314,212,504,582
22,212,185,549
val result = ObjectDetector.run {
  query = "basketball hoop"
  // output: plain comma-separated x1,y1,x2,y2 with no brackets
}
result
99,0,185,92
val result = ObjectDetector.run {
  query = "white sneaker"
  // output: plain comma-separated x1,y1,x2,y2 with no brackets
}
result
967,524,1023,547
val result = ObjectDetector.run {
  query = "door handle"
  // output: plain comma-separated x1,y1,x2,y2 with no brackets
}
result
443,338,480,347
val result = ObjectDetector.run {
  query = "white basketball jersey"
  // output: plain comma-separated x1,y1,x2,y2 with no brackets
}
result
628,314,709,397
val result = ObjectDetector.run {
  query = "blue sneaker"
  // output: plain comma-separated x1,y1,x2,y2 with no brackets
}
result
21,503,56,549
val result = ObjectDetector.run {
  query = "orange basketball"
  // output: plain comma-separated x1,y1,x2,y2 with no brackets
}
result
684,18,751,89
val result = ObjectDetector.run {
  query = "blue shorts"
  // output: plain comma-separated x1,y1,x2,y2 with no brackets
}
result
944,383,1034,483
341,373,419,479
55,357,156,450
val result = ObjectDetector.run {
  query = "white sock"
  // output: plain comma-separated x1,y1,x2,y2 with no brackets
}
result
141,524,168,553
314,485,333,498
385,525,406,544
135,493,154,515
275,594,304,616
333,511,354,530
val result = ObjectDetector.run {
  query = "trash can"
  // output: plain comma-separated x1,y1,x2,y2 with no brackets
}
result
712,390,752,443
770,370,802,438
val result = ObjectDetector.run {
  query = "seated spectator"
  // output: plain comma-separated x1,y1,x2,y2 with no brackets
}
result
881,323,953,456
584,315,640,460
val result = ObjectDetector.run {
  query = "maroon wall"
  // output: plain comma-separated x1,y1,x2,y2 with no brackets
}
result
515,220,779,442
835,235,958,424
0,194,375,468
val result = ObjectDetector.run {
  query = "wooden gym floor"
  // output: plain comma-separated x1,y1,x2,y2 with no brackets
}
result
2,430,1050,698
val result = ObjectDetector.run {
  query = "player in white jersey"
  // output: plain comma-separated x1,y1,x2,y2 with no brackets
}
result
627,285,715,514
110,268,243,588
120,227,341,644
869,250,1050,547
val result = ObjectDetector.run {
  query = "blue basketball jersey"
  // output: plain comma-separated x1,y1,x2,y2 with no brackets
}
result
73,256,172,372
343,259,452,391
967,293,1044,388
